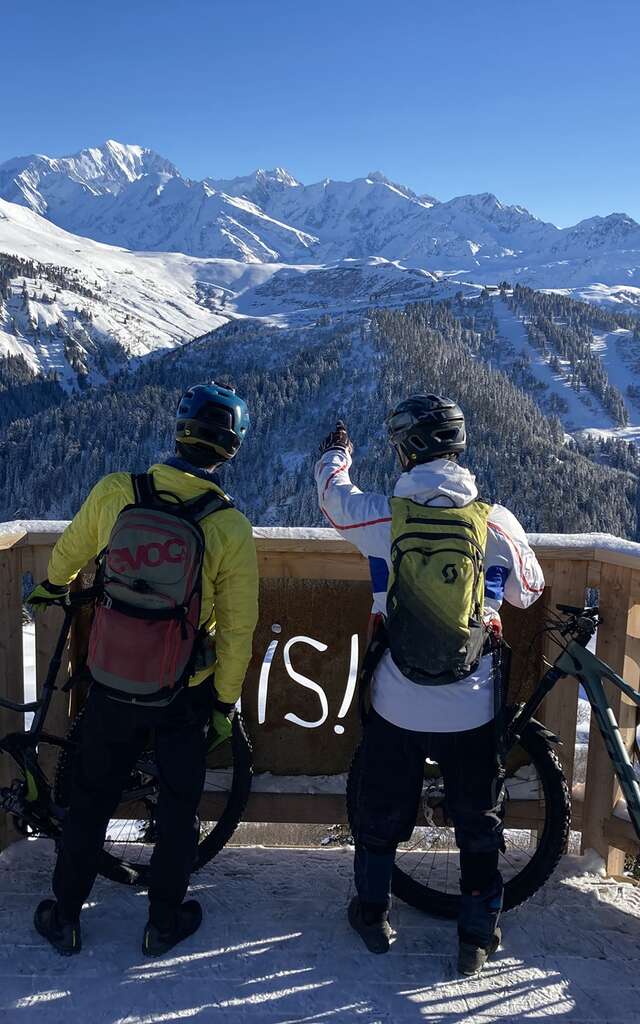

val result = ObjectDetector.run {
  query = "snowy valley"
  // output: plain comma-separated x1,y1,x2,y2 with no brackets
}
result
1,141,640,536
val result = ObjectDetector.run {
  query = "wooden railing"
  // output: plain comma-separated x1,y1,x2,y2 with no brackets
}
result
1,523,639,872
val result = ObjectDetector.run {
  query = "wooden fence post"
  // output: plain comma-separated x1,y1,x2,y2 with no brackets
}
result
582,562,638,873
0,544,24,852
540,559,589,794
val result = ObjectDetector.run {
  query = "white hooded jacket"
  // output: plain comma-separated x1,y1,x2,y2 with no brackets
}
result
314,450,545,732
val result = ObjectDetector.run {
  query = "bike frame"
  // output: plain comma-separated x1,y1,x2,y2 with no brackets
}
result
509,640,640,841
0,606,79,831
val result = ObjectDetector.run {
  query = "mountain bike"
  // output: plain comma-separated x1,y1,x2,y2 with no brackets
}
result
0,593,253,885
347,603,640,917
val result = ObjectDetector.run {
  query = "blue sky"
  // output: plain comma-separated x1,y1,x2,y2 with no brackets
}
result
2,0,638,226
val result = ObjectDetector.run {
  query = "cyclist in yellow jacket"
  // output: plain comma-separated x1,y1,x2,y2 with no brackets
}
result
27,383,259,957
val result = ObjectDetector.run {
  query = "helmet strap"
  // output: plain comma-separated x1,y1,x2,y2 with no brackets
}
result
175,441,226,471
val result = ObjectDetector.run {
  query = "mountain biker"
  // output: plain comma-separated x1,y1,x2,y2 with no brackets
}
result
26,383,259,957
315,396,544,975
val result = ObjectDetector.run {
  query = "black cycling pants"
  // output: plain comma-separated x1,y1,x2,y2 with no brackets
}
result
352,709,504,905
53,682,211,929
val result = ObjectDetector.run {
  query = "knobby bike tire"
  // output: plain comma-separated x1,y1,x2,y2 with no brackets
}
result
54,707,253,887
346,718,571,919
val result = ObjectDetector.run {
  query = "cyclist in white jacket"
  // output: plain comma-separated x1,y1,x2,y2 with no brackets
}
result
315,395,544,975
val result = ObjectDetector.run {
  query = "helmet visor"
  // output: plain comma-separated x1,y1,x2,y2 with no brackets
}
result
386,408,417,437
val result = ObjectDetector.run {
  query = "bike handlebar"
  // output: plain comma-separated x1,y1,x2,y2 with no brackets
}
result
0,695,41,713
551,603,601,644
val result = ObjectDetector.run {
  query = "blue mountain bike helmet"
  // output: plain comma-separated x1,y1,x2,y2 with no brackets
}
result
176,382,250,467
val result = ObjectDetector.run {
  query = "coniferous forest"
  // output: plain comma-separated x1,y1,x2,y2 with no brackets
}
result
2,292,638,539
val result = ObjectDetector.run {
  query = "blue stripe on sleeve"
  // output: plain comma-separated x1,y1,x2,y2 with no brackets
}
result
368,556,389,595
485,565,509,601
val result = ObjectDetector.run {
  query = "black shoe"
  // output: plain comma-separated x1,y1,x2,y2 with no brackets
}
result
458,927,501,976
348,896,392,954
34,899,81,956
458,872,503,975
142,900,203,957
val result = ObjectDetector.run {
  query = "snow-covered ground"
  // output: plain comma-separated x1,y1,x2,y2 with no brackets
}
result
1,839,639,1023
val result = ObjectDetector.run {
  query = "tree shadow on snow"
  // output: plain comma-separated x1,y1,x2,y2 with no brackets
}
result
3,845,640,1023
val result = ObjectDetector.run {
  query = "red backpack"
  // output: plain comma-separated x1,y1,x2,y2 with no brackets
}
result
87,473,232,705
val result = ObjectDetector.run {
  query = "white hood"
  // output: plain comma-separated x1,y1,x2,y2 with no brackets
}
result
393,459,478,508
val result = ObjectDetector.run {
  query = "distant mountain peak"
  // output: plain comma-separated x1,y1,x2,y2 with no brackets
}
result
367,170,405,187
254,166,300,187
65,139,180,187
0,139,181,220
206,166,301,204
364,170,438,208
578,212,639,229
561,211,640,251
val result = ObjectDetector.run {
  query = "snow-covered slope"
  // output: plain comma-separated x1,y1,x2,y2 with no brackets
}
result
3,140,638,288
0,139,178,216
0,200,450,383
0,198,235,385
238,257,441,318
491,294,640,444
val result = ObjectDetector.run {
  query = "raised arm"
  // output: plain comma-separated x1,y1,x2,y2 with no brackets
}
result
314,423,391,561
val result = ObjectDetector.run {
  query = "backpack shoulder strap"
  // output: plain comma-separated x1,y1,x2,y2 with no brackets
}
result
131,472,156,506
187,490,235,523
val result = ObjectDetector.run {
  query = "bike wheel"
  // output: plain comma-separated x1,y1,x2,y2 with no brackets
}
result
346,716,571,918
54,708,253,886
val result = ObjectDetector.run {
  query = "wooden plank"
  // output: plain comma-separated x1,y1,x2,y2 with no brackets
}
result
0,526,28,552
4,523,640,569
541,560,589,792
582,562,634,873
532,545,595,565
31,548,72,781
113,791,559,831
0,546,24,851
257,549,369,581
115,792,350,825
593,547,640,572
603,814,640,856
0,526,68,551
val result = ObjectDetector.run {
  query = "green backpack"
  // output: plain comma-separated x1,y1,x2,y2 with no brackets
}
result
386,497,491,685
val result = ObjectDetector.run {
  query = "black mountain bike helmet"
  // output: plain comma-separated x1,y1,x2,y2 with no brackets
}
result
386,394,466,469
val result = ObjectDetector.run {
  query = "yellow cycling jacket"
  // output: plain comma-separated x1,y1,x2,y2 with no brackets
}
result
47,463,259,704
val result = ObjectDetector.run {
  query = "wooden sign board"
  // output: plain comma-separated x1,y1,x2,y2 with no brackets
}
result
231,579,546,775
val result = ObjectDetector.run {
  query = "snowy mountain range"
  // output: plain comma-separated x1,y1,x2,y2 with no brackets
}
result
1,139,640,454
1,141,639,289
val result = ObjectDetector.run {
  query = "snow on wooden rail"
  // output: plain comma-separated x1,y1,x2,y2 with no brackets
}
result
1,523,639,873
